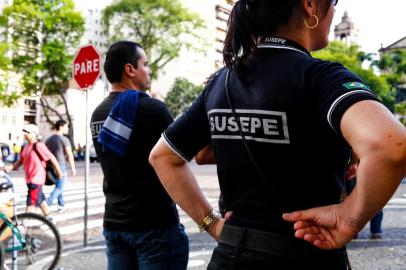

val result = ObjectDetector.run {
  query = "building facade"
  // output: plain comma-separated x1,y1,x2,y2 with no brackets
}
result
334,11,359,45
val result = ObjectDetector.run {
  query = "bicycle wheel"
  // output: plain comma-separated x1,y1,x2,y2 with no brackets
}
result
0,212,62,270
0,241,4,270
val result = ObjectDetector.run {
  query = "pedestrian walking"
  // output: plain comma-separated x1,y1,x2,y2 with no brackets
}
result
12,137,22,163
90,41,188,270
5,124,63,216
76,143,84,161
149,0,406,269
46,120,77,212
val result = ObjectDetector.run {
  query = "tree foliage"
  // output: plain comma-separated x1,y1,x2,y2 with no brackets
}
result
374,49,406,86
0,42,15,106
0,0,84,144
165,78,203,117
102,0,204,79
395,102,406,125
374,49,406,125
313,41,395,110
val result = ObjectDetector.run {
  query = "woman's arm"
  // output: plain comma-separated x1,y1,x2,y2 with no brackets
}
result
149,138,224,240
283,100,406,249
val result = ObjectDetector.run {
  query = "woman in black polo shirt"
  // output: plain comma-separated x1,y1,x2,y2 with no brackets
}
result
150,0,406,269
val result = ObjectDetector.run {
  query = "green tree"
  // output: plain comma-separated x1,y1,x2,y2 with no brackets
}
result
0,0,84,144
102,0,204,79
0,42,17,106
165,78,203,117
395,102,406,125
374,49,406,86
313,41,395,110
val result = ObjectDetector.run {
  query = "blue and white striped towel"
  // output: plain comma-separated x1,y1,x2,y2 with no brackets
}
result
98,90,149,157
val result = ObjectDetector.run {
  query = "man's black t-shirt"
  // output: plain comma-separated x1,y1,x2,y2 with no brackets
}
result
91,92,179,231
164,38,380,235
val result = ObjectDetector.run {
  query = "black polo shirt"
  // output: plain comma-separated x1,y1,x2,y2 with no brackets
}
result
164,37,379,234
91,92,179,231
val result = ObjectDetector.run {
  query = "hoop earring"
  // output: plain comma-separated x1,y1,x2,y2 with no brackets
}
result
304,14,319,29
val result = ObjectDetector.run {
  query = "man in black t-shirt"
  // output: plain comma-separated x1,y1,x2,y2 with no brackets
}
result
90,41,188,270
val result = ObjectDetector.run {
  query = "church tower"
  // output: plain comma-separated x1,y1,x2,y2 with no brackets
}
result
334,11,359,45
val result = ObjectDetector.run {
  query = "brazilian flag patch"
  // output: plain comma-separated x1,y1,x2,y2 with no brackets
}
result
343,82,370,90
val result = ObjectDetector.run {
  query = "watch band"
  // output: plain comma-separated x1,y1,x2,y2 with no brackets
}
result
198,209,221,232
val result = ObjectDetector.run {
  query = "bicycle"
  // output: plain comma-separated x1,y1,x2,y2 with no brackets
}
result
0,162,62,270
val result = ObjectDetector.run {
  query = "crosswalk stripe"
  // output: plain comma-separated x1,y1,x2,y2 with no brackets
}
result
14,197,106,211
52,207,104,222
3,176,221,239
59,219,104,235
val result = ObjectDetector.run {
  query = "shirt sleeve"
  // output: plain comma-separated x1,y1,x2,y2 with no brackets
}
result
163,93,212,162
61,136,71,148
37,142,54,161
307,60,380,136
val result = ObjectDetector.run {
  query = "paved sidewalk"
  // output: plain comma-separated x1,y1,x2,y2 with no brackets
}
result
57,183,406,270
56,240,107,270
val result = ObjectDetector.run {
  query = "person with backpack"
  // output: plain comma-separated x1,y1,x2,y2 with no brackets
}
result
46,120,76,212
5,124,62,216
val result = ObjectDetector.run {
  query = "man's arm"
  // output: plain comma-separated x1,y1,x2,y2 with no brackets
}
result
283,100,406,249
5,156,23,172
64,146,76,176
49,154,63,178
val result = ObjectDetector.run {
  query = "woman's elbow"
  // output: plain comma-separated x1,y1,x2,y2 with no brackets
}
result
394,139,406,174
149,143,162,169
379,136,406,175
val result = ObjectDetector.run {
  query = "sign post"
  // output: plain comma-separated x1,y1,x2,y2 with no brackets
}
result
72,44,101,247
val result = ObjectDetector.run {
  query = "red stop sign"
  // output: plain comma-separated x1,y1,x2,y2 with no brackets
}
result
73,44,101,90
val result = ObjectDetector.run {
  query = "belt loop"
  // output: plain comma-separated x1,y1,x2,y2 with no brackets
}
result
229,227,247,270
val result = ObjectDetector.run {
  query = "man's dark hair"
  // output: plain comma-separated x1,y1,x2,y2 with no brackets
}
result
54,120,67,131
104,41,143,83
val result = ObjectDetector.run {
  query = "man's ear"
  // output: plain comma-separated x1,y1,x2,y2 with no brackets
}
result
123,63,136,78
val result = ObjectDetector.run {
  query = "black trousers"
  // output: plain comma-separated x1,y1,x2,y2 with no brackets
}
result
208,224,349,270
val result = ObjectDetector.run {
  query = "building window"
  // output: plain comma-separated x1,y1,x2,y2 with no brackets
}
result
11,113,16,126
2,112,7,125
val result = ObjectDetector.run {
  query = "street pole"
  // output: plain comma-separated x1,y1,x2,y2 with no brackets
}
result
84,89,90,247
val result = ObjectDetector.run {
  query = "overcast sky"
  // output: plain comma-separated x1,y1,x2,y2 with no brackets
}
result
332,0,406,53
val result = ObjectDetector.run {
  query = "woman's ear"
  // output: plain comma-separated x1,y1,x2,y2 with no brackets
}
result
301,0,316,18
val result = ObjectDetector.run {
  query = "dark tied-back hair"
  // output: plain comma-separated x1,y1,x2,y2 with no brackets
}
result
223,0,331,81
104,41,143,83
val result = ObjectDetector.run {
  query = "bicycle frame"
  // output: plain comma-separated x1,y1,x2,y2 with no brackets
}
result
0,211,27,253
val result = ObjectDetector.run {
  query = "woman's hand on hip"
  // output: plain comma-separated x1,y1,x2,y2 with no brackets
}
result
282,204,358,250
207,211,233,241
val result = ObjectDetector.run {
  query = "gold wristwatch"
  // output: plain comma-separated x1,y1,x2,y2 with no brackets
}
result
198,209,221,232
